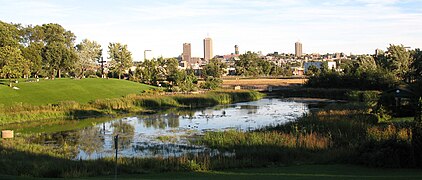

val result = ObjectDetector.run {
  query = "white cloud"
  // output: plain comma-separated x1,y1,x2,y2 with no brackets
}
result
0,0,421,59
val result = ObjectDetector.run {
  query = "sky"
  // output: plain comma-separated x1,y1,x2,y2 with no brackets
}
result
1,0,422,61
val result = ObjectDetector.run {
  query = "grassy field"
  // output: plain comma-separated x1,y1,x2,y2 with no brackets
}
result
0,78,154,106
2,164,422,179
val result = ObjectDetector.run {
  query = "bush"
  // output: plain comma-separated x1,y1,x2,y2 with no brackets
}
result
200,76,222,90
357,139,415,168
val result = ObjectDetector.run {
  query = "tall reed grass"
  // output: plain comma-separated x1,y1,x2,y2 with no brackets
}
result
0,90,264,125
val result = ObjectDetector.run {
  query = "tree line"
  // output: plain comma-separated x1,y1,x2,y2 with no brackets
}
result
0,20,133,84
1,20,292,91
306,44,422,91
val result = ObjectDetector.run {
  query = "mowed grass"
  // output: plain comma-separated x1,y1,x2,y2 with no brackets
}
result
2,164,421,180
0,78,154,106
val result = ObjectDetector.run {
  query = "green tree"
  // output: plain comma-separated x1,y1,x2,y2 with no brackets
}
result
137,59,158,84
165,58,180,84
76,39,102,78
0,46,29,85
172,70,197,92
43,42,77,79
376,45,412,81
37,23,77,78
412,49,422,81
203,58,226,78
108,43,133,79
306,65,320,76
236,52,261,76
0,21,20,47
200,76,222,90
21,42,43,78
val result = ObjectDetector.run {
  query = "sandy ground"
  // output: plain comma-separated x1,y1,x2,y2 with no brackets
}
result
222,78,307,87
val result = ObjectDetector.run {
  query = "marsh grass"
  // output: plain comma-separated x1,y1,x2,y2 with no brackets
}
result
197,102,416,168
0,90,263,125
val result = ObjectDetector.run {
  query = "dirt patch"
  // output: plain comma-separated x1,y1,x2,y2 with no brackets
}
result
222,78,307,87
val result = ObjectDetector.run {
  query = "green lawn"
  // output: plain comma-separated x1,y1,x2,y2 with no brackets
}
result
0,78,154,106
1,164,421,180
81,165,422,180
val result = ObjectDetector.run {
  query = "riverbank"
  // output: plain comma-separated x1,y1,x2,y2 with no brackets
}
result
0,90,264,125
0,98,418,178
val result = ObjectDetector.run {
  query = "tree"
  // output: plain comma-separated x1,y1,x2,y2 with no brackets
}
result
412,49,422,82
172,70,197,92
376,44,412,81
0,46,29,85
43,42,77,79
0,21,20,47
200,76,222,90
236,52,261,76
137,59,158,84
108,43,133,79
21,42,43,78
29,23,78,79
164,58,180,85
203,58,226,78
76,39,102,78
306,65,320,76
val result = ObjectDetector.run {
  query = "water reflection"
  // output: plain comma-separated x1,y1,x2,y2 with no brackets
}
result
78,126,104,158
111,120,135,150
27,98,311,160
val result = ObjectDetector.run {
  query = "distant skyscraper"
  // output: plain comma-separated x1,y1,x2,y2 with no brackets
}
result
204,37,213,61
295,42,302,57
144,50,153,61
182,43,191,64
235,45,239,55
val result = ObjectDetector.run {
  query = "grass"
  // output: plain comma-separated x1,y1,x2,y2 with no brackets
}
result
390,117,414,122
196,102,418,168
88,164,422,180
0,78,155,106
2,164,422,179
0,89,264,125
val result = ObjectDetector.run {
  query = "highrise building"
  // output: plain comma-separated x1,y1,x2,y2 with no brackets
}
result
295,42,302,57
204,37,213,61
182,43,191,64
235,45,239,55
144,50,153,61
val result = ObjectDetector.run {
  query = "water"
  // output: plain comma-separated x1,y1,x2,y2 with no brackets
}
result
27,98,312,159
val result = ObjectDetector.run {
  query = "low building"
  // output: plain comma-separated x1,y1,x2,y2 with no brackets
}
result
304,61,336,73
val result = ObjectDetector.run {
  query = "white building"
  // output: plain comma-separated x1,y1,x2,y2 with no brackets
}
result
304,61,336,73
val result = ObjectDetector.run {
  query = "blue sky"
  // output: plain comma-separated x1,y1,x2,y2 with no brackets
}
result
1,0,421,60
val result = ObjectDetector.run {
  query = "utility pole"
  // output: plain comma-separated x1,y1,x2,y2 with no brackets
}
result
99,57,105,78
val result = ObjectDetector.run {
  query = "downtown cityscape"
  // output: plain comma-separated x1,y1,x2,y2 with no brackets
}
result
0,0,422,179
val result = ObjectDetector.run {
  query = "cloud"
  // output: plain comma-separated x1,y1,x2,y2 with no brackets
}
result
0,0,421,59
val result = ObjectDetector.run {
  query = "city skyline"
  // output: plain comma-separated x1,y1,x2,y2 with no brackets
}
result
0,0,421,60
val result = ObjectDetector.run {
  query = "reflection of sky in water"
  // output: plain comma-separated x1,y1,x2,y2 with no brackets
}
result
62,98,308,159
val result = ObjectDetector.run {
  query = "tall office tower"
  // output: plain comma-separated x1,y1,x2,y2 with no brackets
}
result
204,37,213,61
235,45,239,55
144,50,153,61
295,41,303,57
182,43,191,64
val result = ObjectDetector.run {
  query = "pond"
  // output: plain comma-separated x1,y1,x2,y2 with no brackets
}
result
24,97,324,160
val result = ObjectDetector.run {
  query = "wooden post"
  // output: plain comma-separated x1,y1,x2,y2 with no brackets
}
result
114,134,119,179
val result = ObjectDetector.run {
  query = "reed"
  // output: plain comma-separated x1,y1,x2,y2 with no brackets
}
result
0,90,264,125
